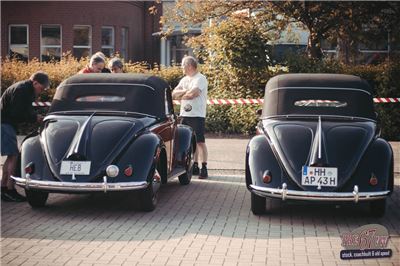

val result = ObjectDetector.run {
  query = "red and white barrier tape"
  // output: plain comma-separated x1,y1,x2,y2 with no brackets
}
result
373,98,400,103
33,98,400,107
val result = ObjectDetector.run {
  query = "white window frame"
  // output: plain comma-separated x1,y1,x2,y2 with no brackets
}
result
9,24,29,59
101,26,115,56
73,25,92,57
121,27,128,59
40,24,62,62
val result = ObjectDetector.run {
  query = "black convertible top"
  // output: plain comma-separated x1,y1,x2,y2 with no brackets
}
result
262,73,375,119
50,74,170,118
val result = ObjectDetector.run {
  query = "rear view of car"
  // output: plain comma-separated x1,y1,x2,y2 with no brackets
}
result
246,74,393,216
12,74,195,211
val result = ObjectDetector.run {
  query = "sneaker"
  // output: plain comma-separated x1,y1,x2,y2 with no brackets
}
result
2,189,26,202
192,162,200,175
199,166,208,179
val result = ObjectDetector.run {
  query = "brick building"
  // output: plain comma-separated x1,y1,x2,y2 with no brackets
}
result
1,1,161,63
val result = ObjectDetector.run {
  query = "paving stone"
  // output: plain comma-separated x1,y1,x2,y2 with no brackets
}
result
1,167,399,265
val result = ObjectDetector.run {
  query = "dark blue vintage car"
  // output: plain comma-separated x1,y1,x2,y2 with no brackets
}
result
12,74,196,211
246,74,393,216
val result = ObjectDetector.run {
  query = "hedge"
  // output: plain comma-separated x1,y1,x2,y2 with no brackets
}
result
1,55,399,140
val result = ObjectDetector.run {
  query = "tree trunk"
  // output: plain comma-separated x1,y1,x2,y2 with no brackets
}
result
337,37,350,64
307,31,323,60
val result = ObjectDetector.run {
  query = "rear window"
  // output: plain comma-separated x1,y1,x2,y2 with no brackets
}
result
76,95,125,102
294,100,347,108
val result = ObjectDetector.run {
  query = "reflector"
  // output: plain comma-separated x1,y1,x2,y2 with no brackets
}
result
124,165,133,176
263,170,272,183
25,162,35,174
370,175,378,186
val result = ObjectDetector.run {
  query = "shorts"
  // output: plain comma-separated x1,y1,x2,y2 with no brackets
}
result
1,123,19,156
181,117,206,143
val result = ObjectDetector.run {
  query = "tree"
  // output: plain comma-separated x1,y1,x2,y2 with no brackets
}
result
331,1,400,64
159,0,340,60
157,1,400,62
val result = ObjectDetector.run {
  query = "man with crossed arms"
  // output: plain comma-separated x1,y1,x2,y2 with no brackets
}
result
172,56,209,179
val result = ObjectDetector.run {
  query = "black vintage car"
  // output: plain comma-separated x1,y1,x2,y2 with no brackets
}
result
246,74,393,216
12,74,195,211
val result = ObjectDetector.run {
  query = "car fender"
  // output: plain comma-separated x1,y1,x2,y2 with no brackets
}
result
116,132,164,183
174,124,196,167
246,135,282,189
20,135,53,180
348,137,394,193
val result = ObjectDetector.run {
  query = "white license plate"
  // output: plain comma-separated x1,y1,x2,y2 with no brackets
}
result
60,161,91,175
301,166,338,187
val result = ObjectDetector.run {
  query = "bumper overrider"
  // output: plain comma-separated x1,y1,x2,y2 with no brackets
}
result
249,183,391,203
11,174,148,193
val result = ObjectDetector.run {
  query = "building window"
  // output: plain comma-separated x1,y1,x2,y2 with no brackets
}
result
121,27,128,59
170,35,192,65
73,25,91,59
357,24,389,64
9,24,29,61
41,25,61,62
101,26,114,57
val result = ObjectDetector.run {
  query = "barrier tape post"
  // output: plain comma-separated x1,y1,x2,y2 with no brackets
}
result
33,98,400,107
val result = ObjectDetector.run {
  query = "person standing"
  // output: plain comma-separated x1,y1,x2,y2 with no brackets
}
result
1,71,49,201
172,56,209,179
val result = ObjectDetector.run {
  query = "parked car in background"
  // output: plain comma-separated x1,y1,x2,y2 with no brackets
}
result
246,73,393,217
12,74,196,211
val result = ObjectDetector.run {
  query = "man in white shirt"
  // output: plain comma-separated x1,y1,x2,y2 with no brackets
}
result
172,56,209,178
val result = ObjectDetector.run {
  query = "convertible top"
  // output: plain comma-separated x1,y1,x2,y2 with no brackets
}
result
50,74,170,118
262,74,376,119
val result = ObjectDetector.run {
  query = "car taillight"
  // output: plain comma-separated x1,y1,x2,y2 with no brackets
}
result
25,162,35,174
263,170,272,184
369,174,378,186
124,165,133,177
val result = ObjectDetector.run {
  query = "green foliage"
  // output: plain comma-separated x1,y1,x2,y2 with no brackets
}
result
1,53,399,140
206,105,259,135
186,17,274,135
190,17,273,98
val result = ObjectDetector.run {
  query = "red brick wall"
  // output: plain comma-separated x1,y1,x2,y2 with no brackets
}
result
1,1,161,63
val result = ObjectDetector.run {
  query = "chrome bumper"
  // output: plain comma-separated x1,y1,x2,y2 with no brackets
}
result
250,183,390,203
11,175,148,193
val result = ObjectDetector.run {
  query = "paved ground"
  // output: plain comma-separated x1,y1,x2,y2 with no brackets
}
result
1,137,399,266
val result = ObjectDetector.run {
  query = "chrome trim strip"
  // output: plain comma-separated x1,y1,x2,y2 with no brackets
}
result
318,116,322,159
58,83,156,91
249,184,390,202
168,169,186,179
261,115,376,123
269,87,371,96
11,175,148,192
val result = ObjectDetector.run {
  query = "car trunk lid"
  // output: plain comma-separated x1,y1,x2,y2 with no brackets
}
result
42,115,156,182
264,117,375,192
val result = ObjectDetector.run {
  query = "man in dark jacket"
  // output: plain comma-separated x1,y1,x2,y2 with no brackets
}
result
1,71,49,202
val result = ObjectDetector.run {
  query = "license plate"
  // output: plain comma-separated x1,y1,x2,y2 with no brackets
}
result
60,161,91,175
301,166,338,187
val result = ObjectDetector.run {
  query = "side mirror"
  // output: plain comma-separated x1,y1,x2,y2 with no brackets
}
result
256,109,262,116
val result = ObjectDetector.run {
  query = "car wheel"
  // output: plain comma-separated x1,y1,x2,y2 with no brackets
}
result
140,183,158,212
369,199,386,217
178,145,193,185
251,192,266,215
25,190,48,208
140,160,162,212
